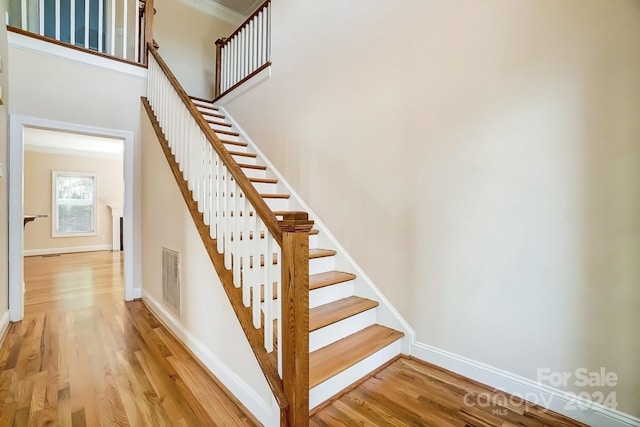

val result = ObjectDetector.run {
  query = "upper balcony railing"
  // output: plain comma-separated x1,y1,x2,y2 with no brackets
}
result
7,0,154,65
214,0,270,99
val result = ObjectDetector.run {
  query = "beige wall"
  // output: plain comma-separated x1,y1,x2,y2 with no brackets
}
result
23,151,123,252
8,44,146,289
222,0,640,417
0,0,9,314
153,0,236,98
140,112,273,413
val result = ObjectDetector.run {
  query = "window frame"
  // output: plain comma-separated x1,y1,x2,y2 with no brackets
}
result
51,170,98,237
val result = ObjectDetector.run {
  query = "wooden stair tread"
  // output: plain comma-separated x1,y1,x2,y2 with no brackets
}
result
215,128,240,137
261,193,290,199
201,111,226,119
189,95,214,103
309,325,404,388
309,296,378,332
238,163,267,170
220,139,248,147
249,177,278,184
310,271,356,290
195,104,220,112
309,249,336,259
309,228,319,235
228,150,257,158
206,119,232,127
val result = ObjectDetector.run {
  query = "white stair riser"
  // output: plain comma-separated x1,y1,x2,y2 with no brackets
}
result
231,154,256,164
197,108,220,117
264,198,289,211
308,234,319,250
214,132,241,142
251,182,278,193
309,280,354,309
200,112,224,121
309,309,376,352
240,168,266,179
221,143,247,153
309,339,402,410
209,123,234,132
309,256,335,275
221,142,247,152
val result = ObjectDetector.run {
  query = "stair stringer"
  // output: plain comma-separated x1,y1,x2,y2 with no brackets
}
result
217,106,416,355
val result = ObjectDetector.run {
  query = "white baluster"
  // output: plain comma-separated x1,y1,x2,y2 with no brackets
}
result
110,0,116,55
204,140,213,227
84,0,89,48
54,0,60,40
133,0,138,60
20,0,26,29
223,168,232,269
98,0,104,52
70,0,76,45
263,233,274,351
214,150,222,243
38,0,44,34
233,187,244,288
122,0,128,59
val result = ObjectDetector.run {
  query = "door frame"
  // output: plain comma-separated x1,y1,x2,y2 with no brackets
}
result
8,114,136,321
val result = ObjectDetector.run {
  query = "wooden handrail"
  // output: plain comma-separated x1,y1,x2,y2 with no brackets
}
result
148,45,283,246
219,0,271,49
6,26,147,68
143,0,154,64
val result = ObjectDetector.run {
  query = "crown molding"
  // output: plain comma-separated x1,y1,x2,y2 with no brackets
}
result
177,0,245,26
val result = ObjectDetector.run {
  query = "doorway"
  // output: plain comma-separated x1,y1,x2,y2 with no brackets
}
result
8,115,136,321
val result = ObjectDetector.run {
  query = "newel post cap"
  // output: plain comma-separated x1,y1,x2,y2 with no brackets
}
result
278,212,314,233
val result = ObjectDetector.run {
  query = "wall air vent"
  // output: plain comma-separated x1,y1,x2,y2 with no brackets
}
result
162,247,181,316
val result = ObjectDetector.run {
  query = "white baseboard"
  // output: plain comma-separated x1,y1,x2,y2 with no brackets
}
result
411,342,640,427
141,290,275,426
0,310,10,346
24,245,113,257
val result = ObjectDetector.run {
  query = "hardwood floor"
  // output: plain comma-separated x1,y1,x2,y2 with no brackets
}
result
310,357,587,427
0,251,258,426
2,251,588,427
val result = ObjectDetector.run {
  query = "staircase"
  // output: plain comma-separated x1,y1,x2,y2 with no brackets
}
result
188,96,406,410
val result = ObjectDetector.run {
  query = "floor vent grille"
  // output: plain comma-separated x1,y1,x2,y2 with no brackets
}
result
162,248,181,316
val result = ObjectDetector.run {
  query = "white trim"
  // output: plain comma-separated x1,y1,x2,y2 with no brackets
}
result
7,31,148,78
0,310,10,346
9,115,137,322
215,65,271,105
176,0,244,26
217,105,416,353
411,342,640,427
23,245,112,257
24,144,124,160
141,290,275,426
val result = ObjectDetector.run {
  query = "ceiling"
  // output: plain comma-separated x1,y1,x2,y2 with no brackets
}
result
24,127,124,159
213,0,263,16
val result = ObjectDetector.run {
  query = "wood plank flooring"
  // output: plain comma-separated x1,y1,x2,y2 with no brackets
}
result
0,251,258,426
310,357,587,427
2,251,588,427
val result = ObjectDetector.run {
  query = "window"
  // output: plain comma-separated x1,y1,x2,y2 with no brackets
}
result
52,171,97,236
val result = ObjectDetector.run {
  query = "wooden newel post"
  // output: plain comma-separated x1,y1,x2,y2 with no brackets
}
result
214,38,227,98
144,0,154,62
279,212,313,427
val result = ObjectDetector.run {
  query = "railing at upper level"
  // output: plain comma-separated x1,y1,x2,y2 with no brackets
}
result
7,0,153,65
214,0,271,99
146,45,311,426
